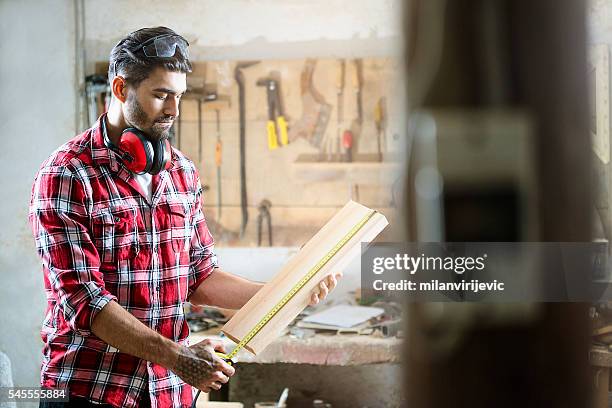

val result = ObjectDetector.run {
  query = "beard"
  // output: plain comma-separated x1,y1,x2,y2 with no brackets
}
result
125,92,174,142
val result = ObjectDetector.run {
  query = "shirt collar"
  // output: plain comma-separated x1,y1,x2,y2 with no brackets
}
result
91,113,121,172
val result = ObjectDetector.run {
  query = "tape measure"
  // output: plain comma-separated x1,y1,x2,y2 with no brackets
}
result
217,209,377,363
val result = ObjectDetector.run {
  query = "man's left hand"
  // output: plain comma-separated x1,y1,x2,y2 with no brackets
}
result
309,272,343,306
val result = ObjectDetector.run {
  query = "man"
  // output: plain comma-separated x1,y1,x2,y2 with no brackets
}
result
29,27,340,408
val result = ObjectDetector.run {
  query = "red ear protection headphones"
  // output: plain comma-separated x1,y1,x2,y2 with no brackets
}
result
117,128,172,175
104,125,172,175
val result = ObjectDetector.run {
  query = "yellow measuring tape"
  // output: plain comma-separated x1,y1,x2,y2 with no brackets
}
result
217,209,377,364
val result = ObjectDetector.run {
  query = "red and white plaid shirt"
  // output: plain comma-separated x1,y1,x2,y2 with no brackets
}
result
28,115,217,407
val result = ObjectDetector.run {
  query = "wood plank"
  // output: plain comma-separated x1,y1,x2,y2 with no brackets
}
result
221,200,388,354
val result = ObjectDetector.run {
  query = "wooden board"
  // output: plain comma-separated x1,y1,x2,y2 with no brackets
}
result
221,200,388,354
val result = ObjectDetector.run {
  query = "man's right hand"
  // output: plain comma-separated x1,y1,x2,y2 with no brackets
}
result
171,339,235,393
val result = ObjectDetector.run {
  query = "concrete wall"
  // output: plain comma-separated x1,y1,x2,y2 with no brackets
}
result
590,0,612,44
83,0,403,71
0,0,77,392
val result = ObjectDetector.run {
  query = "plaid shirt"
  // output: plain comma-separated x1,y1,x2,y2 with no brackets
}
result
28,115,217,408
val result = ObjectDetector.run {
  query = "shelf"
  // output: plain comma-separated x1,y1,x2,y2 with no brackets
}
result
291,153,403,184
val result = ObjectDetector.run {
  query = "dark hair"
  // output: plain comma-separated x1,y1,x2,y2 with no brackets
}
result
108,26,192,88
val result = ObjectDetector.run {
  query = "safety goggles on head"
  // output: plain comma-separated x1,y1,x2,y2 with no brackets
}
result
133,34,190,59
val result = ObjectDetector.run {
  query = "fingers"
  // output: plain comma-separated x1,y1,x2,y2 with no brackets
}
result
196,365,232,392
308,272,344,306
210,340,226,354
218,359,235,377
198,366,232,392
212,371,229,384
318,281,329,299
309,281,328,305
203,373,227,391
326,274,337,291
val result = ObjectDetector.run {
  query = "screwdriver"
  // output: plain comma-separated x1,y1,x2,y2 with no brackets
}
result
215,109,222,219
342,129,353,162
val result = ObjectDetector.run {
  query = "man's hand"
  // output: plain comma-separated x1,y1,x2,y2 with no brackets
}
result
171,339,235,393
309,272,343,306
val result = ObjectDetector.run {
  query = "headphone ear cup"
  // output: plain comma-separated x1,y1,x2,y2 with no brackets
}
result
149,139,170,175
118,128,154,174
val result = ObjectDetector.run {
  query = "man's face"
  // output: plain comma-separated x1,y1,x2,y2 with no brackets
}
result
123,66,187,142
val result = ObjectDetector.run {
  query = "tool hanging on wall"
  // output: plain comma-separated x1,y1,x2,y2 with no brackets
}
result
374,96,387,162
235,61,260,238
347,59,364,161
342,129,354,163
182,72,230,223
202,95,231,223
288,59,331,148
256,75,289,149
215,109,223,220
256,199,272,246
181,76,217,161
334,60,346,162
193,91,217,163
319,59,346,161
270,70,289,147
197,97,202,164
354,59,364,125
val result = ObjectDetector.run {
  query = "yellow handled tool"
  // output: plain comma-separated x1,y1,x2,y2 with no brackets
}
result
277,116,289,146
267,120,279,149
257,76,289,150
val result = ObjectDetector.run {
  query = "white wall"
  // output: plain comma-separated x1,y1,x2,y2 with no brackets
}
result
0,0,77,391
216,247,361,304
84,0,403,71
590,0,612,44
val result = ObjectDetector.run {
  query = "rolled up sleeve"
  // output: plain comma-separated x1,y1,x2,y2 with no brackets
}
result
186,175,218,300
29,164,116,336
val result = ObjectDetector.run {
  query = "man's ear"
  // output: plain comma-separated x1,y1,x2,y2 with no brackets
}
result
111,76,128,103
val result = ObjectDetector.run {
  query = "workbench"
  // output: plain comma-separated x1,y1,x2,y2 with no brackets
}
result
189,328,403,407
191,328,401,365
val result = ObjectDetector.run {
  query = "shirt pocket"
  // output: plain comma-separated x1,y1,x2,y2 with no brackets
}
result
91,205,139,264
167,202,189,253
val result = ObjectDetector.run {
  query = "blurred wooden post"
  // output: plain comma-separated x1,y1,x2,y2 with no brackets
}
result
404,0,592,407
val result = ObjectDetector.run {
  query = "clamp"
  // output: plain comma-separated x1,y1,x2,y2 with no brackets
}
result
256,77,289,150
257,199,273,246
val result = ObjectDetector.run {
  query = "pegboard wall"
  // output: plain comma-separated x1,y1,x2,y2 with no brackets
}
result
96,58,405,246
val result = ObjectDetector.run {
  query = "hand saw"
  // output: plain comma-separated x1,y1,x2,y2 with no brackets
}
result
288,59,331,148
